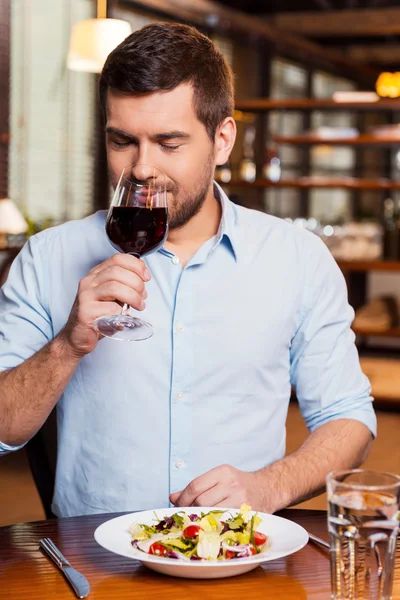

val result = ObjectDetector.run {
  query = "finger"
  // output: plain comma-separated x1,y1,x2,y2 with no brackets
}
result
170,489,230,508
189,484,228,508
89,253,151,281
169,491,182,505
214,499,232,508
90,302,133,339
214,495,244,509
92,265,147,298
74,298,125,325
92,281,145,311
89,301,126,322
172,468,222,507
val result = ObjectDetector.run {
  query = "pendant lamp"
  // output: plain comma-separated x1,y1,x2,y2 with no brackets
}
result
67,0,132,73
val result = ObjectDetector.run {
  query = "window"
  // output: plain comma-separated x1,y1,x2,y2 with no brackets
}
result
309,72,356,223
266,58,308,218
9,0,96,224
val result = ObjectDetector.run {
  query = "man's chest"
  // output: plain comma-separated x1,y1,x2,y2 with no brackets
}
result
69,253,302,400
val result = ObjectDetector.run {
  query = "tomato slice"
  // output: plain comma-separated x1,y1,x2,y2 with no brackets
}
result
253,531,267,547
149,542,168,556
249,546,258,555
183,525,201,539
225,550,236,559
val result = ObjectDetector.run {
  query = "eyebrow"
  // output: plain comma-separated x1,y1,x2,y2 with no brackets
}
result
153,131,190,141
105,127,190,142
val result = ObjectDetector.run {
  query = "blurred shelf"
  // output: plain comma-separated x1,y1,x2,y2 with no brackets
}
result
354,327,400,338
273,134,400,146
235,98,400,112
337,260,400,272
359,357,400,405
227,178,400,190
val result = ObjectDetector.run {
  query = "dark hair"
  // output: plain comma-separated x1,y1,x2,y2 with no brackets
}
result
99,22,234,140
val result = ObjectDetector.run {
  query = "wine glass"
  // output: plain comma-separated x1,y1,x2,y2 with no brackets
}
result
93,164,168,341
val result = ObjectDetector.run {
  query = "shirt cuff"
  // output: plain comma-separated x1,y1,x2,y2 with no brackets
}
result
308,403,377,439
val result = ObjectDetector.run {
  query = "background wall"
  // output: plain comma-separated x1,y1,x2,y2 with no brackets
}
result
9,0,96,223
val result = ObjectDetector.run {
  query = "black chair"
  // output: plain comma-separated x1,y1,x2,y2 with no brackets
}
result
25,408,57,519
0,249,20,287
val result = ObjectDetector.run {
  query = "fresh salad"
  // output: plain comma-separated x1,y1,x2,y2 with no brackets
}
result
129,503,269,561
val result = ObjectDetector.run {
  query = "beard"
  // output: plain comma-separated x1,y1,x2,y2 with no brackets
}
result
167,149,215,230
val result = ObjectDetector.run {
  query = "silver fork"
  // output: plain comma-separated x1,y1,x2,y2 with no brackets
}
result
39,538,90,598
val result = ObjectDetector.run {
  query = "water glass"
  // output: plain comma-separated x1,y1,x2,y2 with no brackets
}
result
327,470,400,600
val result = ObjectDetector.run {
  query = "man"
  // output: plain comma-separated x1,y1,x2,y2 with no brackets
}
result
0,23,375,517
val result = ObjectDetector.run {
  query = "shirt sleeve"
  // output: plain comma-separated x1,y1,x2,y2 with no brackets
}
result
290,234,377,438
0,234,53,455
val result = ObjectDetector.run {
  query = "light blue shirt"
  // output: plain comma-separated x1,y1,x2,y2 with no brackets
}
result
0,184,376,517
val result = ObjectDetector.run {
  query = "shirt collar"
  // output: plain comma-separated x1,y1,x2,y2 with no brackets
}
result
213,182,239,262
159,181,239,263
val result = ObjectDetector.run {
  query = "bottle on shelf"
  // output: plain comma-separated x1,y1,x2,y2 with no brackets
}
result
383,197,398,260
239,125,256,183
214,159,232,184
263,138,281,183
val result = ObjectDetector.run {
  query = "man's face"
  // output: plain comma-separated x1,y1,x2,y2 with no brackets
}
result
105,84,216,230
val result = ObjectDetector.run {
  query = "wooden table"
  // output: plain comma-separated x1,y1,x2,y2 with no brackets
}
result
0,509,399,599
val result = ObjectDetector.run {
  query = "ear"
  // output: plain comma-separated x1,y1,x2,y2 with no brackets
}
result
214,117,236,166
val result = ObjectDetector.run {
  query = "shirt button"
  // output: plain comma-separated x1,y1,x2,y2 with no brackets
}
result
171,256,180,265
176,323,184,332
175,459,185,469
177,392,184,401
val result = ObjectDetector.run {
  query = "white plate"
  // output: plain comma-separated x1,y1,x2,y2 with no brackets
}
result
94,506,309,579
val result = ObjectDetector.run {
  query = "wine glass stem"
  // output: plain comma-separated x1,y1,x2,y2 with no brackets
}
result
121,303,130,315
120,253,139,316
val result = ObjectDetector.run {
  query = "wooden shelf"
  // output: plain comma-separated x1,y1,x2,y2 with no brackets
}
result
273,134,400,146
359,357,400,405
227,177,400,190
235,98,400,112
337,260,400,272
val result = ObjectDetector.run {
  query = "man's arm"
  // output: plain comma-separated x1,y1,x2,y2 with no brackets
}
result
170,235,376,511
256,418,372,511
170,418,372,511
0,336,81,447
0,250,150,449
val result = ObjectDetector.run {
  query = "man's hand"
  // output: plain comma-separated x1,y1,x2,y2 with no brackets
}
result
169,464,266,511
59,253,151,358
169,421,373,514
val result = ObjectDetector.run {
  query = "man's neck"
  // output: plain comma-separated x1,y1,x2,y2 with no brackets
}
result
164,185,222,268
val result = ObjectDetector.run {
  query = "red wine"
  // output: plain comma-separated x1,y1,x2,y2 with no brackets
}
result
106,206,168,256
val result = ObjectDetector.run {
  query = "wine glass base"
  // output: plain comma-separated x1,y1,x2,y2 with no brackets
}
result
93,315,154,341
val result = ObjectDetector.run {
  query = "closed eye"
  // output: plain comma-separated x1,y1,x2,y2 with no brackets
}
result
112,140,133,148
161,144,181,152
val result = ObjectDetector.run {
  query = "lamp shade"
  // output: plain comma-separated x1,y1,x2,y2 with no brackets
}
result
67,18,132,73
0,199,28,235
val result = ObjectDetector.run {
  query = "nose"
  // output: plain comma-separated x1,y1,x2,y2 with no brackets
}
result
131,163,157,183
